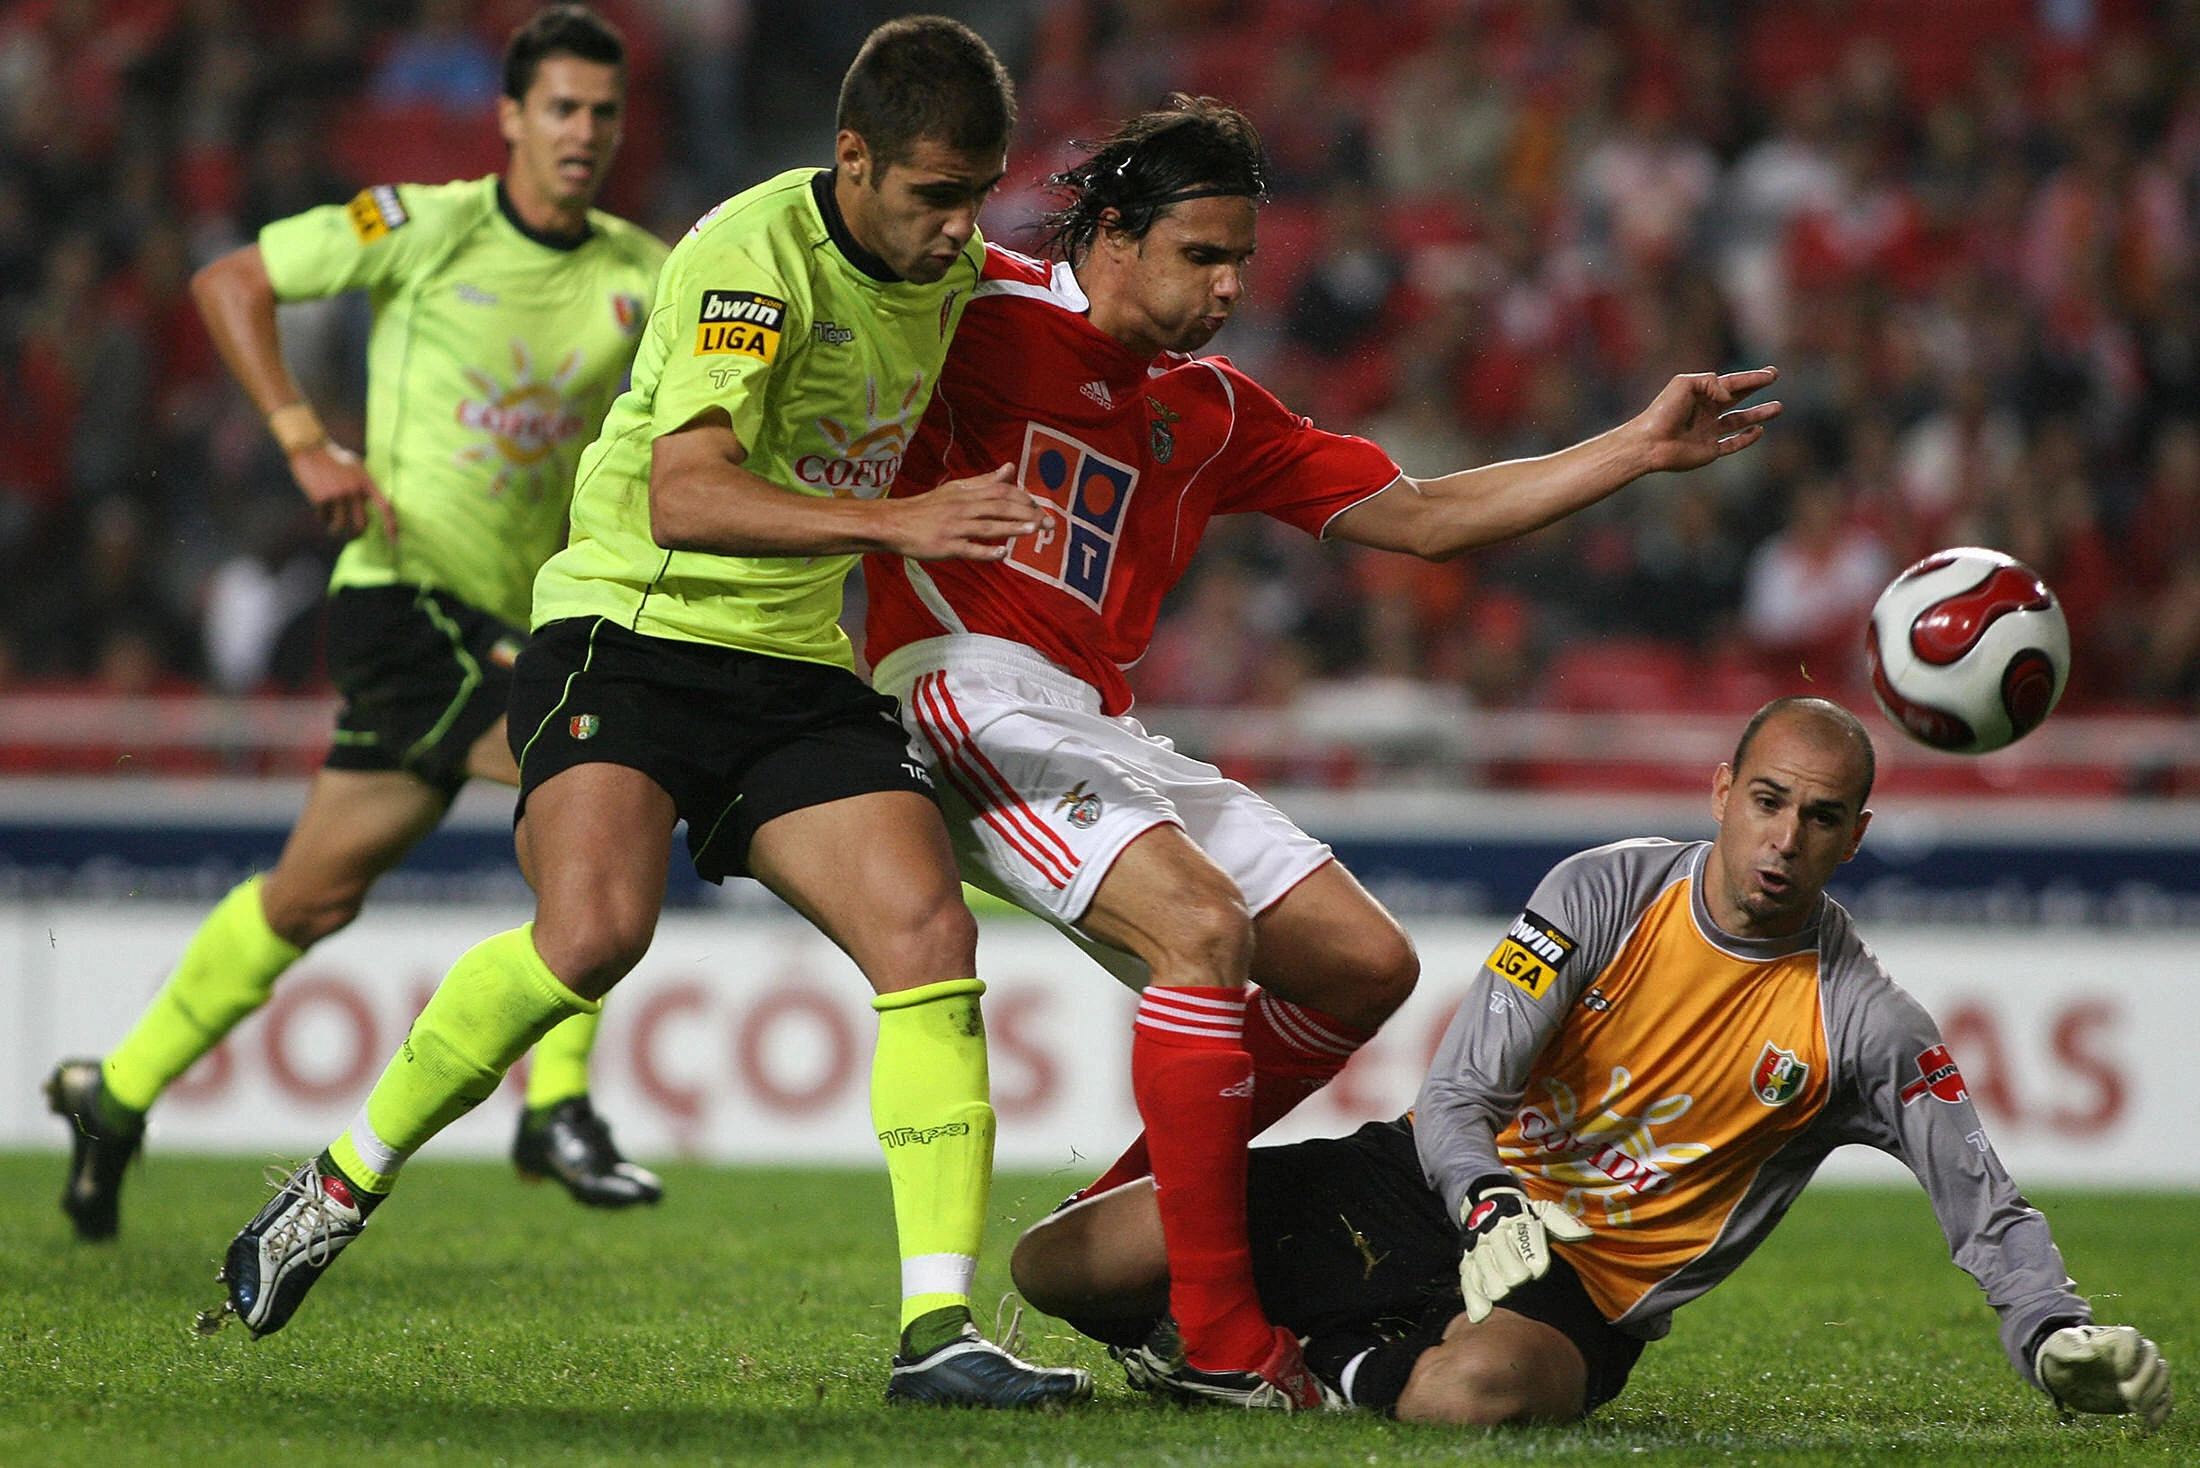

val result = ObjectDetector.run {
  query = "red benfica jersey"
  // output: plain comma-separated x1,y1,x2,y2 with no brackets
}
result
863,246,1401,713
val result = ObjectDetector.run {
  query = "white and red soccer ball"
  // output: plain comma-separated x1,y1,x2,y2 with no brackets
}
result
1865,547,2070,754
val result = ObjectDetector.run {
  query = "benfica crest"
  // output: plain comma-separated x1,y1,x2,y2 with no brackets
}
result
1751,1041,1808,1107
1146,396,1181,463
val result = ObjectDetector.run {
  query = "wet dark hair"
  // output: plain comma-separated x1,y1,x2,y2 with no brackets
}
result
1039,94,1268,262
1731,696,1877,807
503,4,626,102
837,16,1016,170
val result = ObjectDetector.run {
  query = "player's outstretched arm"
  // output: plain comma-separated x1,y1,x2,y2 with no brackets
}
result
1328,367,1780,561
650,419,1040,559
191,244,396,542
2036,1323,2173,1428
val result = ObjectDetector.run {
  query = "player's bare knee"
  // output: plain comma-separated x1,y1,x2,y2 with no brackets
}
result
1395,1337,1576,1427
1008,1221,1073,1314
259,879,366,949
535,900,655,996
1157,883,1254,986
1275,920,1417,1032
888,888,980,984
1364,921,1420,1017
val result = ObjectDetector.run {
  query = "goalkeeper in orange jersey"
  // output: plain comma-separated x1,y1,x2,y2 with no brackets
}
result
1015,697,2171,1429
47,5,669,1237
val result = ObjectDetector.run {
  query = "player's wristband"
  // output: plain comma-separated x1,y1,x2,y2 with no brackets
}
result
2025,1314,2092,1382
267,402,328,457
1460,1172,1523,1229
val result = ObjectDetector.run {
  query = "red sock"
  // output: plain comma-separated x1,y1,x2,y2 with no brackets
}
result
1089,988,1373,1198
1132,985,1273,1372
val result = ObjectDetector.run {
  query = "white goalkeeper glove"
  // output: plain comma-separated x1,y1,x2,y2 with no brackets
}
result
2035,1324,2173,1429
1456,1174,1592,1324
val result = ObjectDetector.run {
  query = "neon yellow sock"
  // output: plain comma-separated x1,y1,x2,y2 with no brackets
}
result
871,978,994,1333
103,876,302,1114
524,1008,600,1109
330,925,596,1193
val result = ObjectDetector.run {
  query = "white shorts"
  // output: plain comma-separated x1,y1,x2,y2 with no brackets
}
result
873,635,1334,988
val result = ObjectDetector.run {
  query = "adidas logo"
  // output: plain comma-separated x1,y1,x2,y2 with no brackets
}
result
1220,1076,1257,1098
1079,380,1113,408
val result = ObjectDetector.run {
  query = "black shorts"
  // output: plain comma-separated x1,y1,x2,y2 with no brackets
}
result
508,616,937,882
1068,1117,1644,1413
323,585,526,794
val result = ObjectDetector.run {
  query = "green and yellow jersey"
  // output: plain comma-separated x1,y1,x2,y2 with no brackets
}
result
531,168,985,667
259,176,668,628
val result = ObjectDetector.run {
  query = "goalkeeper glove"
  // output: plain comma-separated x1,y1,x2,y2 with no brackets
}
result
1456,1174,1592,1323
2035,1324,2172,1429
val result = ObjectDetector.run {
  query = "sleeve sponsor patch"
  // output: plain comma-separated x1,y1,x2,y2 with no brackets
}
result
1485,909,1575,1000
695,289,785,362
345,185,410,244
1898,1043,1970,1105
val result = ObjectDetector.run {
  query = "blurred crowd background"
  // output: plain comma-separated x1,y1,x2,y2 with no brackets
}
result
4,0,2200,732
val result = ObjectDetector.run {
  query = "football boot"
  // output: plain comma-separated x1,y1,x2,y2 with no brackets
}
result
45,1059,143,1241
512,1096,664,1208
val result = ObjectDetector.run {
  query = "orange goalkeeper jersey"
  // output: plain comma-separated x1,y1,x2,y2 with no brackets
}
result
1415,838,2087,1387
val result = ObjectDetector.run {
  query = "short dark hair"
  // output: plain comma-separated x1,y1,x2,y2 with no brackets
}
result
1040,95,1268,262
837,16,1015,170
503,4,626,102
1731,696,1877,807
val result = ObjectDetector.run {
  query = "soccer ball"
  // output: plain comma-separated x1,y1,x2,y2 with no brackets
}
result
1865,547,2069,754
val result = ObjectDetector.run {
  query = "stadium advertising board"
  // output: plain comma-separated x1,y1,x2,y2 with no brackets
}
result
2,905,2191,1186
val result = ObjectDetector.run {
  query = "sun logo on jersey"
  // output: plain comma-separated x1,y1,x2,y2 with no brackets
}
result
1007,423,1136,610
453,340,588,500
1503,1065,1712,1226
796,373,925,498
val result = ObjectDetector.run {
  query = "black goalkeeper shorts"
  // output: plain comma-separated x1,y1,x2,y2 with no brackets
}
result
322,585,526,794
508,615,938,882
1068,1116,1645,1413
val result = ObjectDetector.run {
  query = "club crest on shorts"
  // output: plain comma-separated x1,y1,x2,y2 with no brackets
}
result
568,713,600,741
1056,781,1103,828
1751,1041,1808,1106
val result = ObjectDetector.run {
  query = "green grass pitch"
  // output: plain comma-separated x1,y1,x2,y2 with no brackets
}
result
1,1153,2191,1466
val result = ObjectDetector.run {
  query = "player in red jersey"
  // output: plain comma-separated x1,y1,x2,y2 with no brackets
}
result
864,96,1782,1410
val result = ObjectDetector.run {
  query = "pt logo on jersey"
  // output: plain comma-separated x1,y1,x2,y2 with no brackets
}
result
346,185,409,244
1899,1044,1969,1106
1486,909,1574,1000
1008,423,1137,610
1751,1041,1809,1106
695,290,785,361
611,293,644,334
